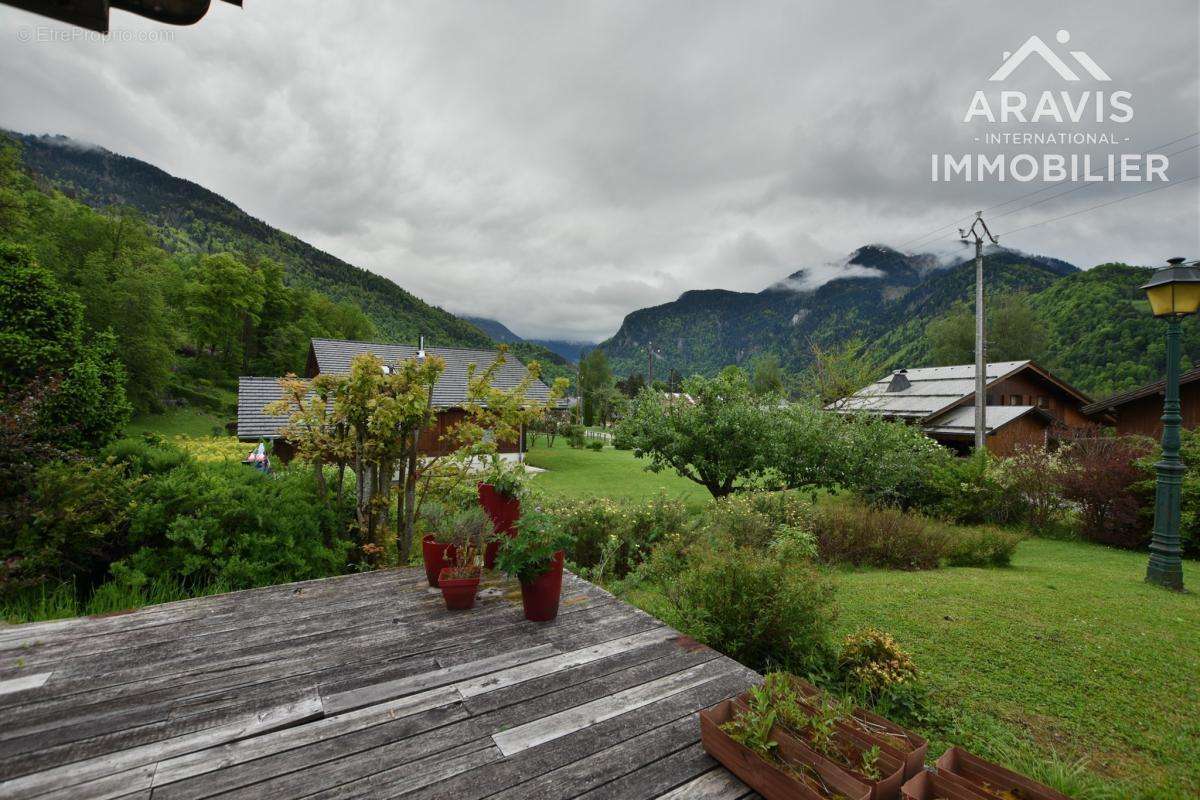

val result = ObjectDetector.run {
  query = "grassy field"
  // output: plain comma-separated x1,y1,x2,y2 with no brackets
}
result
128,407,229,438
523,438,1199,796
624,538,1198,798
833,539,1197,798
524,436,713,509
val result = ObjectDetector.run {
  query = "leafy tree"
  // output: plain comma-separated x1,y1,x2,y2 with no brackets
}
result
0,243,130,449
578,348,615,426
617,371,646,398
749,352,785,397
616,366,777,497
927,293,1047,365
186,252,266,366
805,338,885,408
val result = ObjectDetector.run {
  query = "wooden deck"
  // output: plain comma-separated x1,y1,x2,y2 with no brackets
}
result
0,568,761,799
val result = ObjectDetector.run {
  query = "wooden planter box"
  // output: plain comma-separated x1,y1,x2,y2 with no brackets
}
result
732,694,905,800
700,699,871,800
936,747,1071,800
900,770,995,800
785,676,929,780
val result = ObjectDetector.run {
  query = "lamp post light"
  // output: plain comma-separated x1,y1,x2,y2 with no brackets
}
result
1140,257,1200,591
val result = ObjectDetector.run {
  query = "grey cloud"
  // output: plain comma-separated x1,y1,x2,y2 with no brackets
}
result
1,0,1196,343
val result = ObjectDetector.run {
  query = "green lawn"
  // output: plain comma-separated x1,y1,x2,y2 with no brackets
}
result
526,438,1198,797
524,437,713,509
833,539,1198,798
128,407,229,438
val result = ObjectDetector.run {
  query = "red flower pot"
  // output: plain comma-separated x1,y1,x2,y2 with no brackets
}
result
438,568,480,610
422,535,456,587
519,550,564,622
478,482,521,569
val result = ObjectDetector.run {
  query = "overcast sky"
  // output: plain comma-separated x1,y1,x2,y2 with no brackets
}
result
2,1,1197,341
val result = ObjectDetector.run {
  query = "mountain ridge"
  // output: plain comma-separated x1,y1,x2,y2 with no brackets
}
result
9,131,574,382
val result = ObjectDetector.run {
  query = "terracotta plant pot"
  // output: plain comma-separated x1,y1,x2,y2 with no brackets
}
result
421,535,456,587
437,568,480,610
786,674,929,780
732,694,904,800
478,482,521,569
936,747,1071,800
518,550,564,622
700,699,871,800
900,771,994,800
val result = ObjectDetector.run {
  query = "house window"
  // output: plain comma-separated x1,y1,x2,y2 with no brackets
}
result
1011,394,1022,405
986,393,997,405
1038,396,1049,408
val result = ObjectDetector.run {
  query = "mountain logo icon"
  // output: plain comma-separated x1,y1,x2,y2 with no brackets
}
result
988,30,1111,82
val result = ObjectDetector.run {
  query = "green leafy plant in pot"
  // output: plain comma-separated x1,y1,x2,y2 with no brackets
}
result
477,456,527,568
437,507,493,610
495,509,573,621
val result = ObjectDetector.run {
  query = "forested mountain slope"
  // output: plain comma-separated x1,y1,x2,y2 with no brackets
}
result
11,132,572,386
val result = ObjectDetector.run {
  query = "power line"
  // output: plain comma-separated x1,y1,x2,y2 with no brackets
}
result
988,142,1200,222
894,129,1199,253
998,174,1199,237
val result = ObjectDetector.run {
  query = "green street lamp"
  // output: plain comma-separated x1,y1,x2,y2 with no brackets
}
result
1140,257,1200,591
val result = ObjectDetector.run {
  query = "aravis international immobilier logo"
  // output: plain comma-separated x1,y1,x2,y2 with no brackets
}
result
932,29,1170,184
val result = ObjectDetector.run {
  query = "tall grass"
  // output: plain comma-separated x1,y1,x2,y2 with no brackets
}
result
1,577,233,625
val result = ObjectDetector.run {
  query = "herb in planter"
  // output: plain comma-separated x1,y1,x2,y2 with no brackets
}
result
720,687,850,800
495,510,573,583
762,673,882,782
442,507,492,577
482,456,528,500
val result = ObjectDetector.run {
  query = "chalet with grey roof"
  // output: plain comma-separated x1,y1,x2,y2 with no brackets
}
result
238,337,554,462
832,360,1093,455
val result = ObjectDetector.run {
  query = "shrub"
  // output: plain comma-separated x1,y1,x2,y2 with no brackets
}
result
1148,426,1200,557
116,460,354,589
812,502,941,570
662,540,836,673
587,440,604,452
701,490,813,551
931,452,1028,526
837,414,956,511
551,493,688,580
837,628,919,703
102,435,191,477
1058,436,1154,548
995,446,1070,529
565,424,585,448
935,524,1021,567
1,458,138,594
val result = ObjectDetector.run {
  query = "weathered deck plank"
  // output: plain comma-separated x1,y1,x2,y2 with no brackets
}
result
0,568,756,800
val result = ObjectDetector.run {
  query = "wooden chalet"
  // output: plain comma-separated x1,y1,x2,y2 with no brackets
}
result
1081,365,1200,438
237,337,555,463
833,360,1093,456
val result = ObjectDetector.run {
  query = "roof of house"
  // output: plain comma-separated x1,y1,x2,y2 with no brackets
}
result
834,361,1031,420
237,338,555,440
922,404,1051,436
309,338,552,406
237,377,294,439
1081,364,1200,415
834,359,1091,422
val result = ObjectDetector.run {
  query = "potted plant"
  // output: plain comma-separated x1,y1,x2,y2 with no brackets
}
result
699,690,871,800
776,672,928,780
935,747,1072,800
738,680,904,800
419,502,457,587
436,508,492,610
494,509,572,621
477,456,527,568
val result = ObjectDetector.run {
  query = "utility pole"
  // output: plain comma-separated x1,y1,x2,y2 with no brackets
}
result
647,340,654,388
960,212,998,453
